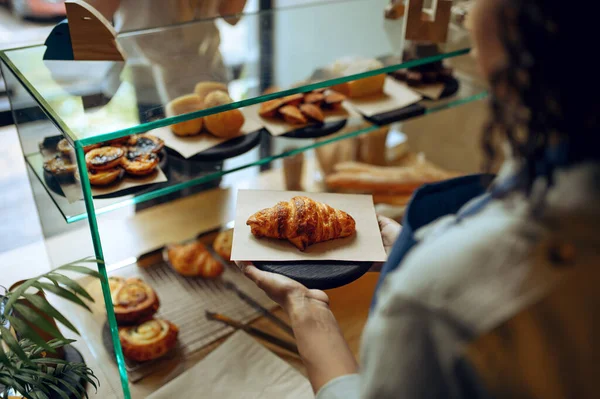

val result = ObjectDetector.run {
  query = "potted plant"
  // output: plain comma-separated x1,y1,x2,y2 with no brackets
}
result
0,257,102,399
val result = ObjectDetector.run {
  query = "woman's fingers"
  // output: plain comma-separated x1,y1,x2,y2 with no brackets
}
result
235,260,253,272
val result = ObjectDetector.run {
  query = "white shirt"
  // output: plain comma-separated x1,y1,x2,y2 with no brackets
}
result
318,161,600,398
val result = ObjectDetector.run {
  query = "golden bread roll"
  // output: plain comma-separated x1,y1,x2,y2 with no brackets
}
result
167,240,224,278
109,277,160,324
119,319,179,362
194,81,228,102
203,91,245,138
247,196,356,251
165,94,204,136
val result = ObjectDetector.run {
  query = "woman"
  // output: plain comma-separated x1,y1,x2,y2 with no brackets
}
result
239,0,600,397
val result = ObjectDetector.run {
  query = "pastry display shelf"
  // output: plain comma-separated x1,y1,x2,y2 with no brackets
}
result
23,65,487,224
0,0,471,147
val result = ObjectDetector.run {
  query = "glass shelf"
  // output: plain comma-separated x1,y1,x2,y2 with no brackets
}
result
22,64,487,223
0,0,471,146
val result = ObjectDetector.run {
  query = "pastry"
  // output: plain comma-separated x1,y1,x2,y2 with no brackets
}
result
280,93,304,107
121,152,159,176
119,319,179,362
166,94,205,136
109,277,160,324
203,91,245,138
86,168,123,186
213,229,233,261
194,81,228,102
259,99,285,118
279,105,307,125
167,240,224,278
323,92,346,110
299,104,325,123
83,144,101,153
57,138,73,156
43,155,77,178
246,196,356,251
304,92,324,106
107,136,130,146
85,146,124,170
127,134,164,156
329,58,386,98
262,86,281,95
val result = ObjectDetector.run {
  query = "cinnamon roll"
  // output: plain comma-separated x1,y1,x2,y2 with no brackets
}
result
109,277,159,324
119,319,179,362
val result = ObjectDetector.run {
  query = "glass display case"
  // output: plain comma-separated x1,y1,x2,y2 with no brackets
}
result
0,0,487,397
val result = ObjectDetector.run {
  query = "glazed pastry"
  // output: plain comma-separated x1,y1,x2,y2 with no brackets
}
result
279,105,307,125
85,146,124,170
259,99,285,118
119,319,179,362
57,138,73,156
304,92,324,106
86,168,122,186
166,94,204,136
167,241,224,278
109,277,160,324
213,229,233,261
322,92,346,110
194,81,228,103
203,91,245,138
246,196,356,251
299,104,325,123
121,152,159,176
127,134,164,156
43,155,77,177
280,93,304,107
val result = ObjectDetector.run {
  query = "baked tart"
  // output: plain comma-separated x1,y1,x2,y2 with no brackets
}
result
167,241,224,278
83,144,102,153
107,136,130,146
213,229,233,261
109,277,160,324
127,134,164,156
77,168,123,186
57,138,73,156
85,146,124,170
43,155,77,179
121,152,159,176
119,319,179,362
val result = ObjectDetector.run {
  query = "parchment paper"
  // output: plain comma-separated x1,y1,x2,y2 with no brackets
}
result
231,190,387,262
147,331,313,399
150,107,263,158
249,101,361,137
344,77,422,117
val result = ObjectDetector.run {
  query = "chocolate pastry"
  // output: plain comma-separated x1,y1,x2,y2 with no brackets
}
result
119,319,178,362
85,146,124,170
121,152,159,176
109,277,160,324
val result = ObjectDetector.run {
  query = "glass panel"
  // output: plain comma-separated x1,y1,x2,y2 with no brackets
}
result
0,0,471,145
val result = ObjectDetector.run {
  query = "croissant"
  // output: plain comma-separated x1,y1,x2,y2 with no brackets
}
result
246,196,356,251
167,241,224,278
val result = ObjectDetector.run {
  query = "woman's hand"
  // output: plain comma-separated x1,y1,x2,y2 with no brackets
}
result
377,215,401,255
236,262,329,313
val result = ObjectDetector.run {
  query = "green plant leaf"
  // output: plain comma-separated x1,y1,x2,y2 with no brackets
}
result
44,383,71,399
46,274,95,303
12,304,64,341
0,335,10,365
4,278,39,314
0,326,31,364
21,294,80,335
55,264,102,278
31,283,91,312
0,374,27,396
6,316,55,354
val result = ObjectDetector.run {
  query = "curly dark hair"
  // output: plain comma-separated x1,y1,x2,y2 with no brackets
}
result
483,0,600,194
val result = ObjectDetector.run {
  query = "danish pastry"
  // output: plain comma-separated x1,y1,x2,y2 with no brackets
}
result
109,277,160,324
247,196,356,251
85,146,124,170
85,167,122,186
121,153,159,176
213,229,233,261
119,319,179,362
203,91,245,138
167,241,224,278
166,94,204,136
127,134,164,156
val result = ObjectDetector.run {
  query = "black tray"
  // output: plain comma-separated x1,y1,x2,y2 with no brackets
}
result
165,129,262,162
253,260,373,290
280,119,347,139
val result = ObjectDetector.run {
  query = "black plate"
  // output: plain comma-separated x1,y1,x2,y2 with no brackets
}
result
366,103,426,126
253,260,372,290
280,119,347,139
435,76,460,100
166,129,262,162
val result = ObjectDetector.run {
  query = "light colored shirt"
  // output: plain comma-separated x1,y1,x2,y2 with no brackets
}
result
318,161,600,399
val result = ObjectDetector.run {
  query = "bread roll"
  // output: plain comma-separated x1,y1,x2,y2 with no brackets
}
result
166,94,204,136
194,81,228,102
203,91,245,138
